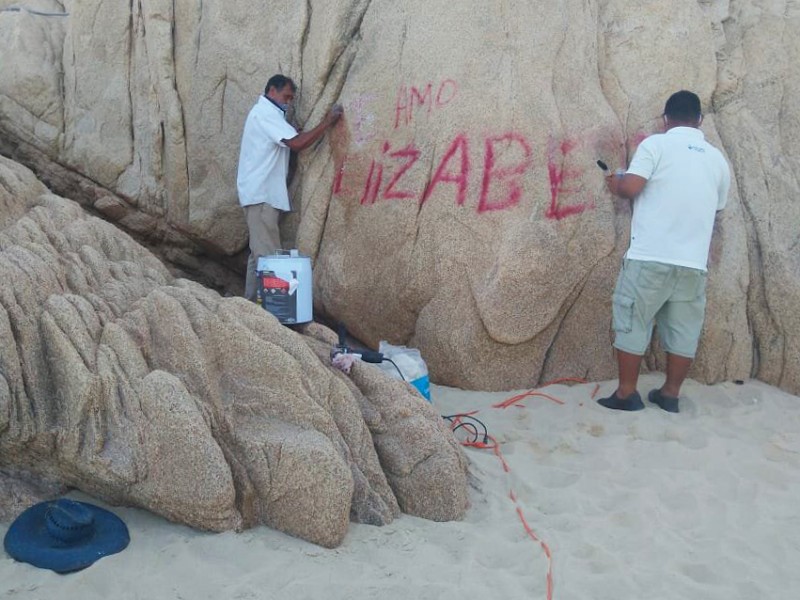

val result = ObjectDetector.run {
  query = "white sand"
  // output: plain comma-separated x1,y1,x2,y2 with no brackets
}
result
3,376,800,599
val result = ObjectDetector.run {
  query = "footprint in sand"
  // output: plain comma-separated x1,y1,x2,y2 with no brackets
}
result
572,543,619,574
656,489,699,512
679,562,717,585
663,426,709,450
595,491,636,513
763,433,800,467
628,423,708,449
534,468,581,489
578,422,605,437
527,491,579,516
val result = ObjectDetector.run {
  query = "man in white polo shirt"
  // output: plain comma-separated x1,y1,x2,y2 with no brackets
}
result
598,90,731,413
237,74,343,301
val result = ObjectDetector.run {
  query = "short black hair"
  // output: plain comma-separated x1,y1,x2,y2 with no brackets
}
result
664,90,702,122
265,74,296,96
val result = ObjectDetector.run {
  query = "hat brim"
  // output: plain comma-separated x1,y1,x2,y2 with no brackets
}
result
3,500,130,573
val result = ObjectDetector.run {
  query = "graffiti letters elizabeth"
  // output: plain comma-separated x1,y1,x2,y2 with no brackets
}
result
335,78,595,220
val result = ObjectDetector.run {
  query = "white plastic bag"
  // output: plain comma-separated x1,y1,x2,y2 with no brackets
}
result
378,341,431,402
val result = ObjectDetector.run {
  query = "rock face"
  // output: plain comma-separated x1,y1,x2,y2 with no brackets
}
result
0,156,469,545
1,1,798,394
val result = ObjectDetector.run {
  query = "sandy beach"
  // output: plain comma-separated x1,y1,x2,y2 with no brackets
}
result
2,375,799,600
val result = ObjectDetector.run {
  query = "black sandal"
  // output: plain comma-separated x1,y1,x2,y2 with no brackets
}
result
597,391,644,411
648,389,680,413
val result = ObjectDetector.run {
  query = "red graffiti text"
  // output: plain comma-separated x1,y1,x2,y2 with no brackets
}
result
394,79,458,129
545,137,593,220
352,132,546,215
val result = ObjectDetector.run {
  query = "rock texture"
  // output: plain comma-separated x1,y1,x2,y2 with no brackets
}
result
0,470,66,523
0,156,469,545
0,1,798,394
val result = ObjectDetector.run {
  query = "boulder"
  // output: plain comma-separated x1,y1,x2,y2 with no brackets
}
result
0,156,468,546
0,1,798,394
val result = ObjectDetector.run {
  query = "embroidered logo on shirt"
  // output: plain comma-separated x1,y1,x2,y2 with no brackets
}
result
687,145,706,153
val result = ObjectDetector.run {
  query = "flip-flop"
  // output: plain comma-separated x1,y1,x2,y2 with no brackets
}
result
597,391,644,411
648,389,679,413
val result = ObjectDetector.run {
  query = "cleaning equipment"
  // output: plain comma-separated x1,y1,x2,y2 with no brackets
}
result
330,324,386,365
329,324,432,401
377,341,431,401
256,250,312,324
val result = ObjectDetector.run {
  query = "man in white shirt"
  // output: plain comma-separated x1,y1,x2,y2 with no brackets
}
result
237,74,343,301
598,90,731,413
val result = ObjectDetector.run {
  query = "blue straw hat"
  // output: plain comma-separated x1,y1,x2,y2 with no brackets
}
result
3,498,130,573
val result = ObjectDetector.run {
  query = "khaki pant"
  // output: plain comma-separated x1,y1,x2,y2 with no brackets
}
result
612,259,707,358
244,203,282,301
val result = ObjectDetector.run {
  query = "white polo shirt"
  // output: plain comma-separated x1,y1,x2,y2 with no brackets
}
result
236,96,298,210
625,126,730,271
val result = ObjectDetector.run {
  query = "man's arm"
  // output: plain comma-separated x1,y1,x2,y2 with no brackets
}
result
282,105,343,152
607,136,654,200
606,173,648,200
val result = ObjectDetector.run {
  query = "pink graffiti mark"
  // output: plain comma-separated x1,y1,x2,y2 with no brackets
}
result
478,133,533,213
361,131,533,215
359,159,383,205
348,94,378,147
333,162,345,195
545,137,593,220
394,79,458,129
421,134,470,206
352,131,595,219
359,142,423,204
383,143,421,200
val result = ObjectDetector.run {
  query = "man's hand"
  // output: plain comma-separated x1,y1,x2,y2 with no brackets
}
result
284,104,344,152
606,172,647,200
327,104,344,126
605,174,620,196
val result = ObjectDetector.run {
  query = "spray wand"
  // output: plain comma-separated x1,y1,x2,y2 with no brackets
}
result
330,323,404,379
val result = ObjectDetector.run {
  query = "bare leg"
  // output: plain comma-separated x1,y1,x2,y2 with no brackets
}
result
598,349,645,411
661,352,692,398
616,349,643,397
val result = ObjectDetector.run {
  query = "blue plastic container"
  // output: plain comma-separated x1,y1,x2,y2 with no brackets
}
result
410,375,431,402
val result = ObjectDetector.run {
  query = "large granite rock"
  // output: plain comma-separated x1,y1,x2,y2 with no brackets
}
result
0,156,469,546
0,1,798,394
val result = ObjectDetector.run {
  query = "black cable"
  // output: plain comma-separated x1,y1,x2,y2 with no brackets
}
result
383,358,405,381
441,413,489,444
452,422,479,441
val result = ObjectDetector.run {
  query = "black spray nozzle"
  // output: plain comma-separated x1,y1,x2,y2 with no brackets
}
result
358,350,384,364
331,322,384,364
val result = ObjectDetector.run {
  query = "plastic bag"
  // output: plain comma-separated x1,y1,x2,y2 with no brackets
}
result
378,341,431,402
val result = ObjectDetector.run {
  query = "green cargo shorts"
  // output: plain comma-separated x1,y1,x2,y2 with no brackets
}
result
612,259,708,358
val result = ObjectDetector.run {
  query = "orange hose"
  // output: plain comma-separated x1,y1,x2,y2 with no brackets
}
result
445,377,597,600
493,390,565,409
451,422,552,599
516,505,554,600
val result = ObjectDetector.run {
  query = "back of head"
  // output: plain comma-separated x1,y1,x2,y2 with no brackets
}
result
264,74,296,96
664,90,702,125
